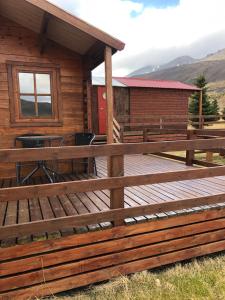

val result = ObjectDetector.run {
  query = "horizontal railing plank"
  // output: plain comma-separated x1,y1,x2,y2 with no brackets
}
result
1,138,225,163
1,193,225,240
1,165,225,202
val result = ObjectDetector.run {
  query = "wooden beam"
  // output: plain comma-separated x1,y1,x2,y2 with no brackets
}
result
1,165,225,203
109,155,124,226
186,130,195,166
39,12,51,54
1,138,225,163
26,0,125,51
105,46,114,144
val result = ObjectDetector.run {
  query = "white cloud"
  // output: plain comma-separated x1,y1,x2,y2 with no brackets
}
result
50,0,225,75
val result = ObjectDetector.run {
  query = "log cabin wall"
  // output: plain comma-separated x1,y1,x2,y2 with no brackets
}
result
130,87,191,118
0,16,85,179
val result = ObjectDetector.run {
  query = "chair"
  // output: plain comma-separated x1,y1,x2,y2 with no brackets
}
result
72,132,97,175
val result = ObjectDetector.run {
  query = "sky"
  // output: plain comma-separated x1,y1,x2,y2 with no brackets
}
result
50,0,225,76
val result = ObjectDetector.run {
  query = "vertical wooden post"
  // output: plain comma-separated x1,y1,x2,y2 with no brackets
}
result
199,89,203,129
109,155,124,226
105,46,113,144
206,151,213,162
143,128,148,142
86,78,92,132
186,130,195,166
120,124,124,143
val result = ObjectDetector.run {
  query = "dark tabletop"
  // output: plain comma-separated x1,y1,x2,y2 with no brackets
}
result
16,135,64,142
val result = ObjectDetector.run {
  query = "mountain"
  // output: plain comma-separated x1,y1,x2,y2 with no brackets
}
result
130,49,225,110
130,49,225,90
128,56,197,77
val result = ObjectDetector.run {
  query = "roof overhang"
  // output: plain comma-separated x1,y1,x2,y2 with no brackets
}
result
0,0,125,70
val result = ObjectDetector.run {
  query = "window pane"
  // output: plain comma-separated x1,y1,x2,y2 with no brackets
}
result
19,73,34,93
37,96,52,117
36,74,51,94
20,95,36,117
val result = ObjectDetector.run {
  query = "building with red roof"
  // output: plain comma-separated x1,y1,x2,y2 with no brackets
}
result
92,77,199,135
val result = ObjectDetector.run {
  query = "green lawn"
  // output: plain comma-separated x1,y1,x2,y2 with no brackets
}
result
49,254,225,300
167,151,225,165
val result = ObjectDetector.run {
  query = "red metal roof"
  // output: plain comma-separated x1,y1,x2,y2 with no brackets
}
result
113,77,200,91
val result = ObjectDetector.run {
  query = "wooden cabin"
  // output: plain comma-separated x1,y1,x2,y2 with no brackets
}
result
0,0,124,179
92,76,200,134
3,2,225,300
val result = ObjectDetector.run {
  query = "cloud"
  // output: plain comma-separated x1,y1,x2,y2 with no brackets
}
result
50,0,225,75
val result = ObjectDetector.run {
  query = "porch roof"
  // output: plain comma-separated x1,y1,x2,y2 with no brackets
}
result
0,0,125,69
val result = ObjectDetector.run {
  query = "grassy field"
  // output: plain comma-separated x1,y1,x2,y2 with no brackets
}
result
48,254,225,300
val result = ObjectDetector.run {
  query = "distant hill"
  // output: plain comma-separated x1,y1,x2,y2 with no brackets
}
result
129,56,196,77
137,60,225,85
129,49,225,111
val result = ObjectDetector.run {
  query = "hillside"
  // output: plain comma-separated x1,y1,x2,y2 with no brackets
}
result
131,49,225,98
129,56,196,77
138,60,225,84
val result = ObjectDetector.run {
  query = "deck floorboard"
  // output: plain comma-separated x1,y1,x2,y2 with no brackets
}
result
1,154,225,247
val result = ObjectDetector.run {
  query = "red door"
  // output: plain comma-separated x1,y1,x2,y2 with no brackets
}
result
98,86,107,134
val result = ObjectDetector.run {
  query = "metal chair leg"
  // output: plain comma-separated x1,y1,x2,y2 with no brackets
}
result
16,162,21,185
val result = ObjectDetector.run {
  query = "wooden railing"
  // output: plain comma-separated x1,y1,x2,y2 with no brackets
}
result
113,117,122,143
116,114,225,142
1,137,225,239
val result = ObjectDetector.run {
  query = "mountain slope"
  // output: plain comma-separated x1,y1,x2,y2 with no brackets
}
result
138,60,225,84
129,55,196,77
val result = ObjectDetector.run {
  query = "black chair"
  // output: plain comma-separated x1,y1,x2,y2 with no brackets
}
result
72,132,97,175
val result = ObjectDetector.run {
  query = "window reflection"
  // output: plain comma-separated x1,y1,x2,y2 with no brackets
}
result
37,96,52,117
20,95,36,116
36,74,51,94
19,73,34,93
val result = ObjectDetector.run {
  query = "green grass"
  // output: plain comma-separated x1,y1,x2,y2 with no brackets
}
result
48,255,225,300
166,151,225,165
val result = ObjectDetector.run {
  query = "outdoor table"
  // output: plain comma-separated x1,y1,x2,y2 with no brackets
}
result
16,135,64,184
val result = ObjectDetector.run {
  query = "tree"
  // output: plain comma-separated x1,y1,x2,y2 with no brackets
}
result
210,99,220,121
222,107,225,120
189,75,219,125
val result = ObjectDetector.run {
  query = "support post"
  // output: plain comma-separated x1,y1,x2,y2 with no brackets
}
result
109,155,124,226
199,89,203,129
105,46,114,144
206,151,213,162
186,130,195,166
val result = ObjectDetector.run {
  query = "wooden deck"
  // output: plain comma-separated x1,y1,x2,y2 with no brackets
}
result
1,154,225,248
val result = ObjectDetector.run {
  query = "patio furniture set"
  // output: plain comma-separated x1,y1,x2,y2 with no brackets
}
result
14,133,97,185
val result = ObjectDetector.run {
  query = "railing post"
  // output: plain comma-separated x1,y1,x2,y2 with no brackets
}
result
109,155,124,226
143,128,148,142
186,130,195,166
120,125,124,143
206,151,213,162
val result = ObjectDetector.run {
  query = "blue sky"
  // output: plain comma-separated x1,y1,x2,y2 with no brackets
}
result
130,0,179,9
51,0,225,76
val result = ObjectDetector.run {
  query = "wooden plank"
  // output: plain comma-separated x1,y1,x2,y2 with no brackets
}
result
186,130,195,166
1,165,225,202
1,138,225,163
2,216,225,278
109,155,124,226
2,227,225,292
1,179,17,247
2,207,225,261
2,238,225,299
1,193,225,240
